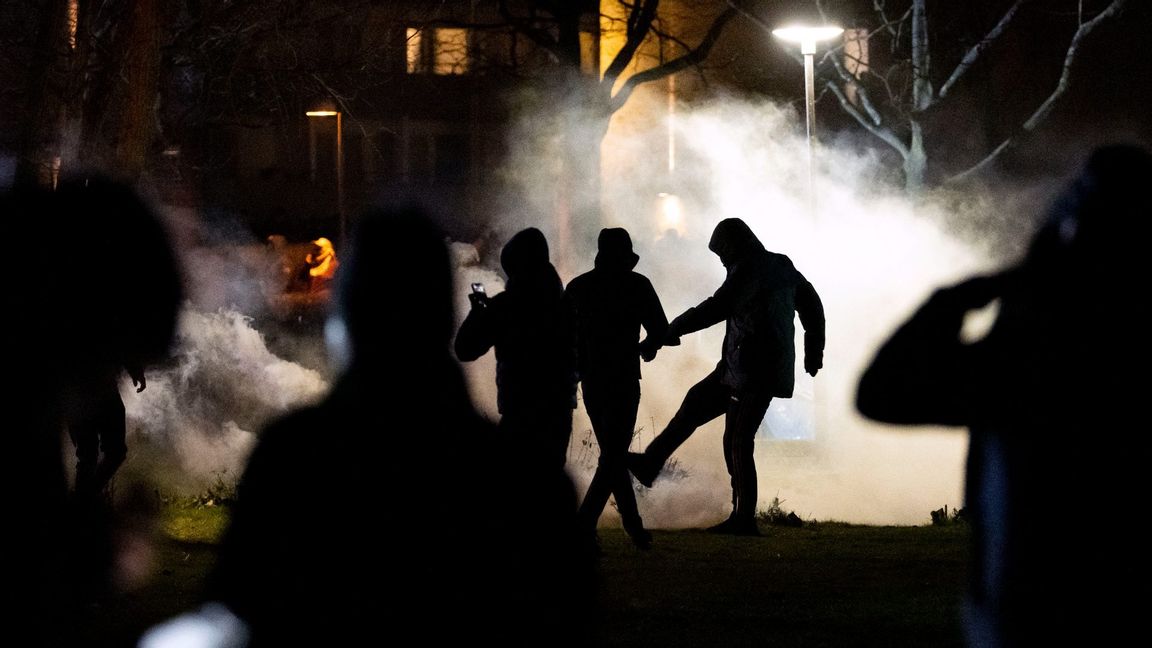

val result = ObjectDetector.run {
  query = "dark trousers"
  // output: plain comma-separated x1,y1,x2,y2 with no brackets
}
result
643,367,772,523
577,379,644,535
67,395,128,499
499,405,574,474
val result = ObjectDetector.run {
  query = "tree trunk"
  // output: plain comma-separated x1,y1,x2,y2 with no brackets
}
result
14,0,70,188
904,119,927,192
82,0,162,181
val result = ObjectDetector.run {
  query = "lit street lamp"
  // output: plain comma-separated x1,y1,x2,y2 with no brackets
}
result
771,25,843,219
306,107,346,248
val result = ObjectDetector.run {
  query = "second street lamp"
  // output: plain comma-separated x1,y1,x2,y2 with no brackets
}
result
306,108,346,248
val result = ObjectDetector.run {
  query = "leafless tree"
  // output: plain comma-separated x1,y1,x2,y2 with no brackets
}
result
740,0,1129,191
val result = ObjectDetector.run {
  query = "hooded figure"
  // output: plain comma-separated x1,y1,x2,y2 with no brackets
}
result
856,144,1151,648
455,227,577,470
628,218,825,535
206,210,594,647
565,227,668,550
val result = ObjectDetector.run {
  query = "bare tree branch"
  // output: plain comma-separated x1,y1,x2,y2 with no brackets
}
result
947,0,1128,184
608,5,736,112
499,0,560,54
826,52,885,126
910,0,931,111
936,0,1026,101
826,79,909,157
602,0,659,87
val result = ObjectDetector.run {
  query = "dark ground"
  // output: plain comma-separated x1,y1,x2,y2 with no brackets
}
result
80,506,969,647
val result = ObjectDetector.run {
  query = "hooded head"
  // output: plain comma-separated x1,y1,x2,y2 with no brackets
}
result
708,218,765,269
331,206,453,365
500,227,550,280
594,227,640,271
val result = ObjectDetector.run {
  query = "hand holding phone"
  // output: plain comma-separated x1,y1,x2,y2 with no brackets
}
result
468,282,488,309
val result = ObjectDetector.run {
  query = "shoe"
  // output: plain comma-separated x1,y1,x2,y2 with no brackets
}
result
729,521,761,537
627,452,660,488
706,518,737,534
627,527,653,551
706,517,761,537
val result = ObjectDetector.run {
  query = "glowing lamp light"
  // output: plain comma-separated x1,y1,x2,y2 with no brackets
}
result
305,110,339,117
771,25,844,54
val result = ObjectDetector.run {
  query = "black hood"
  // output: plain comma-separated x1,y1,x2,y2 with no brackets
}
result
500,227,563,296
594,227,640,271
708,218,765,268
501,228,550,279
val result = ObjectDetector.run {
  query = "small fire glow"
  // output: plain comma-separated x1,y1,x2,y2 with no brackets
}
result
306,237,338,280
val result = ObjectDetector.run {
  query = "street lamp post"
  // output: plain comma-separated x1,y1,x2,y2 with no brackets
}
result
771,25,843,219
305,108,346,248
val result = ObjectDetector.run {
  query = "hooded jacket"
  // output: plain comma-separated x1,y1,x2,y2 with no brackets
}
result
454,228,577,413
564,228,668,383
670,218,825,397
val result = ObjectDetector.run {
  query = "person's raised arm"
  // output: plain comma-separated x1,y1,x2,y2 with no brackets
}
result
454,297,496,362
856,275,1006,427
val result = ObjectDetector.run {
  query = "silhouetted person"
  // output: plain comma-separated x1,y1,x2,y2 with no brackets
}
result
565,228,667,550
454,227,578,471
205,210,594,646
629,218,825,535
9,174,182,646
63,362,146,504
856,144,1151,648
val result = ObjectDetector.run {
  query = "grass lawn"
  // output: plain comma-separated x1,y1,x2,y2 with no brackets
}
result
81,506,969,647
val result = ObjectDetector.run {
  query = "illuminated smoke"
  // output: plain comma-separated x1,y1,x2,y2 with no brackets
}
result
122,307,328,491
120,214,331,493
117,97,1043,525
478,93,1045,527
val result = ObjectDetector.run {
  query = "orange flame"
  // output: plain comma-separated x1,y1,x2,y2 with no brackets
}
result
306,237,338,280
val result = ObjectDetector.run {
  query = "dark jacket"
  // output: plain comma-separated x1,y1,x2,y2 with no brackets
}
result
564,255,668,384
670,218,825,397
212,212,594,646
454,228,577,413
855,144,1151,647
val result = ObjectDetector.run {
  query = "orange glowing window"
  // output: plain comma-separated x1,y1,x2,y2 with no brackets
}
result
407,26,471,75
406,27,424,73
433,28,470,75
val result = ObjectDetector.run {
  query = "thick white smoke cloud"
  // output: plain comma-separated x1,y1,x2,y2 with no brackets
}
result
476,92,1043,527
122,94,1040,525
120,212,332,493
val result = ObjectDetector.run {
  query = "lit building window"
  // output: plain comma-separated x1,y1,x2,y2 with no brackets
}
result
406,27,424,73
433,28,470,75
579,30,597,76
843,28,869,105
407,26,471,75
67,0,79,50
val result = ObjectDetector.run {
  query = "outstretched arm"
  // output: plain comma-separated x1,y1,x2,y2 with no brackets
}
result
667,273,735,341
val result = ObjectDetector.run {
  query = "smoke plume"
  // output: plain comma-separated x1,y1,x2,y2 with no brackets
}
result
477,92,1048,526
